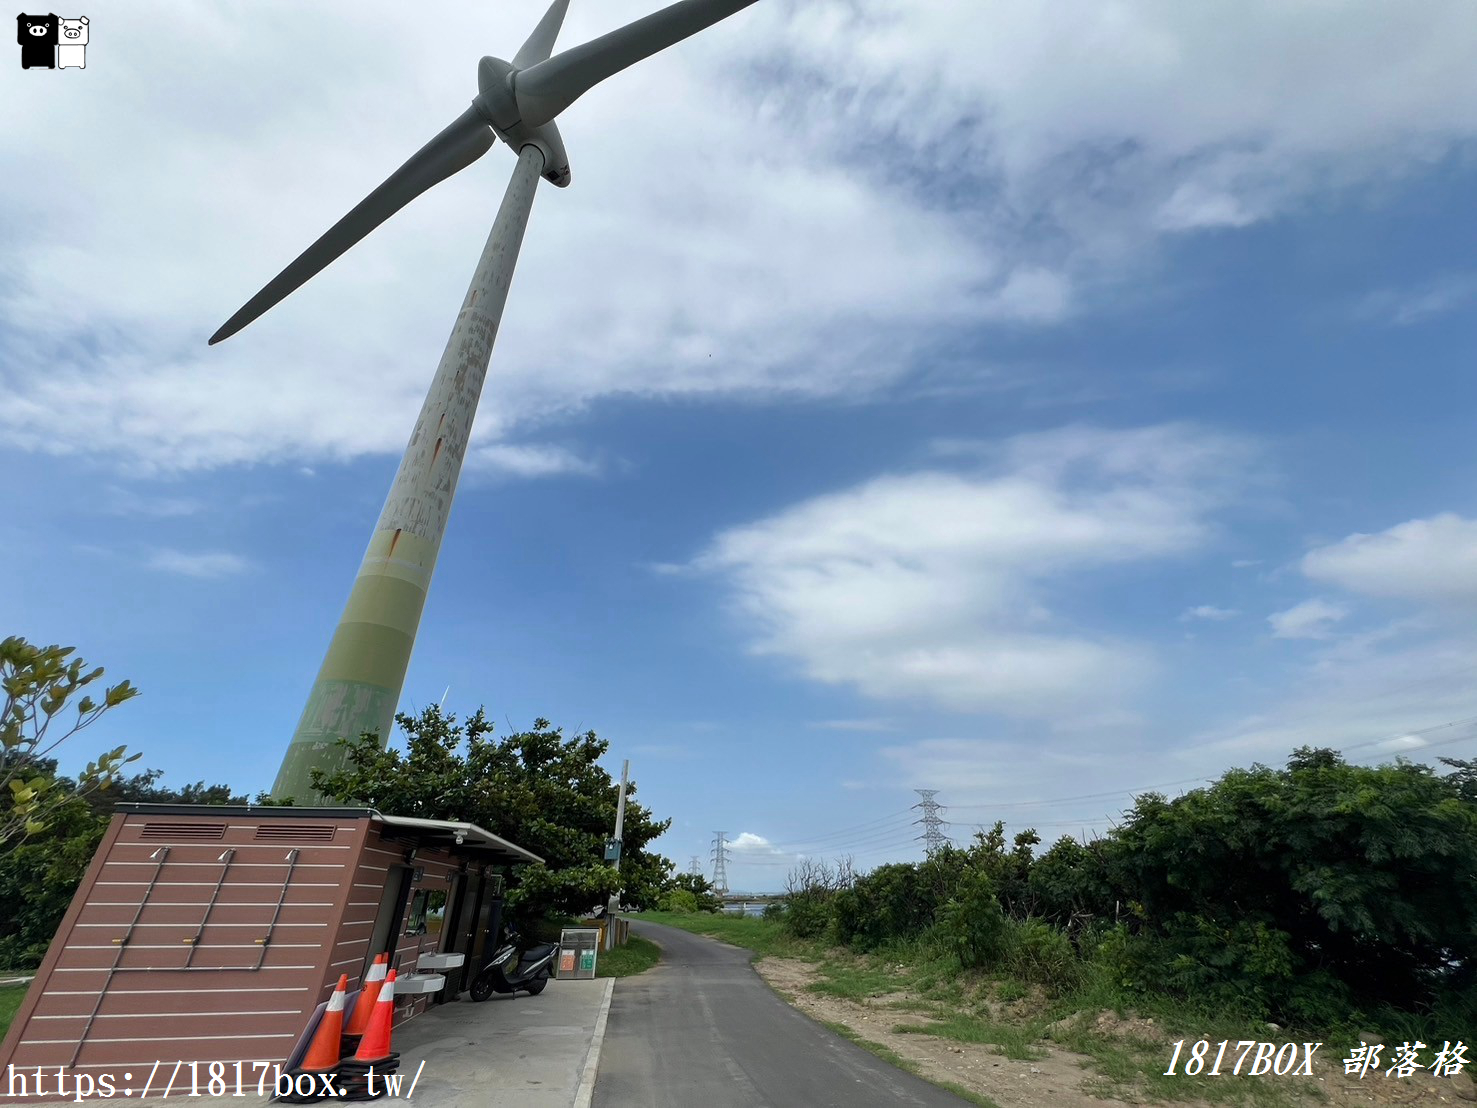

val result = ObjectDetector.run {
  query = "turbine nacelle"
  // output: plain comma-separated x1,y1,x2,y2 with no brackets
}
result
209,0,761,345
474,56,572,188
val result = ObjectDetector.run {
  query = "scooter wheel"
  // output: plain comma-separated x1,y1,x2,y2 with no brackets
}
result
469,974,495,1003
523,976,547,996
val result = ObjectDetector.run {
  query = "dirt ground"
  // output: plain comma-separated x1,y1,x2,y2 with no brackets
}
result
753,955,1476,1108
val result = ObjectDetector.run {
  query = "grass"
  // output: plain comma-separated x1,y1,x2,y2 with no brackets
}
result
595,935,661,978
633,911,814,958
894,1012,1048,1062
0,983,28,1043
639,911,1322,1107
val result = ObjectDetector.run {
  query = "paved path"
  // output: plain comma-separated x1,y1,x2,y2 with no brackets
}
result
593,921,970,1108
5,978,612,1107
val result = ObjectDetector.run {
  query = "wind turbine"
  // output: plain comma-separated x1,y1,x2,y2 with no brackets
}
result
212,0,760,802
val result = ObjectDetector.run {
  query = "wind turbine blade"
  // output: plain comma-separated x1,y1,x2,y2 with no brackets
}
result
513,0,570,69
209,107,496,345
514,0,760,129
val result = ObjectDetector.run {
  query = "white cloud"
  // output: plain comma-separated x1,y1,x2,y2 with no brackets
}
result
728,833,798,862
4,3,1477,473
1268,598,1347,640
1359,274,1477,326
145,549,253,579
729,833,775,852
865,625,1477,839
465,443,602,480
0,2,990,475
770,1,1477,264
1182,626,1477,765
1181,605,1238,621
1302,513,1477,605
694,423,1254,718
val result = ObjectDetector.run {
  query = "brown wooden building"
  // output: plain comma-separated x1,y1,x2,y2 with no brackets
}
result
0,804,540,1091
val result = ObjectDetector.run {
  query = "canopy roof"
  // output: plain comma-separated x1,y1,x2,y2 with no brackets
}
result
114,804,544,865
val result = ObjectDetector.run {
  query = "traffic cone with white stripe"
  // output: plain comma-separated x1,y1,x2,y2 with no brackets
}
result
278,974,348,1103
302,974,349,1070
342,953,386,1052
339,968,401,1101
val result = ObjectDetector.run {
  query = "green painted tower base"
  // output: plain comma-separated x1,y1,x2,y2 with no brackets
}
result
271,146,545,803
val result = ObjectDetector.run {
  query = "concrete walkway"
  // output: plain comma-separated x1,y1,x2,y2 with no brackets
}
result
392,978,613,1107
7,979,614,1107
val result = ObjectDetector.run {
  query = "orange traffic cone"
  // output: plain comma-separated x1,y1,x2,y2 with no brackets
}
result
344,954,386,1037
300,975,349,1072
350,969,397,1063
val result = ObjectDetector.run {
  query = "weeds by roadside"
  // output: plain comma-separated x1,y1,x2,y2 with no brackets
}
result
595,935,662,978
635,912,1417,1106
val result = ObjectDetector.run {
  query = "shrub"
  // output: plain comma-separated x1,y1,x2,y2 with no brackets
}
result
937,871,1010,969
658,888,699,914
1090,915,1357,1024
1105,748,1477,1014
833,862,952,950
785,890,834,938
762,902,785,921
1027,835,1114,930
1006,918,1080,992
782,857,852,939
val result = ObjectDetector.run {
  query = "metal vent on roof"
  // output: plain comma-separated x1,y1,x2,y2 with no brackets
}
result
254,824,337,842
140,822,226,840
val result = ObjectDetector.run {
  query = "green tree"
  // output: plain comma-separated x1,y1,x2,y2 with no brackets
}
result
1106,747,1477,1016
938,870,1009,969
311,706,673,922
668,871,723,912
0,759,104,968
0,760,258,969
2,636,140,842
1027,834,1114,931
83,767,275,817
959,821,1039,917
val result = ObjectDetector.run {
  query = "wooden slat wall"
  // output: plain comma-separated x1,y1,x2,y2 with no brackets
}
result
0,812,370,1084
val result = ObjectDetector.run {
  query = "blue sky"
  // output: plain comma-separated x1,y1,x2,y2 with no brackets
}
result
6,1,1477,891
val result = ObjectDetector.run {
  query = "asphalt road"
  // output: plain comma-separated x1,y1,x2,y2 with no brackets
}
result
592,920,971,1107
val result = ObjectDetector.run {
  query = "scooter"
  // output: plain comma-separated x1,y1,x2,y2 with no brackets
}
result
468,924,557,1001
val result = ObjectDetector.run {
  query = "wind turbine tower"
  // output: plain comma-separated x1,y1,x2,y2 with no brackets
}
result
210,0,761,801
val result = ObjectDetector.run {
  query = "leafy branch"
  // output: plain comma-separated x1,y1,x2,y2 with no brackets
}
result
1,636,141,842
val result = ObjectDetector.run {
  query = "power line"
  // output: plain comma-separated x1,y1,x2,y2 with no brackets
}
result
950,733,1477,838
949,715,1477,814
763,808,918,850
716,719,1477,874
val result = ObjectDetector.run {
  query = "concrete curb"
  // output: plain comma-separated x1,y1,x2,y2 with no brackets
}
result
572,977,615,1108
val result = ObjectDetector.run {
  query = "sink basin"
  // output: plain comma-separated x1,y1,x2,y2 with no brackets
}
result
417,953,465,972
392,972,446,996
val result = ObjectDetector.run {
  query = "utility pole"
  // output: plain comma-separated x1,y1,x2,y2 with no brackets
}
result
710,831,730,895
914,789,949,853
606,759,629,951
688,856,702,877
